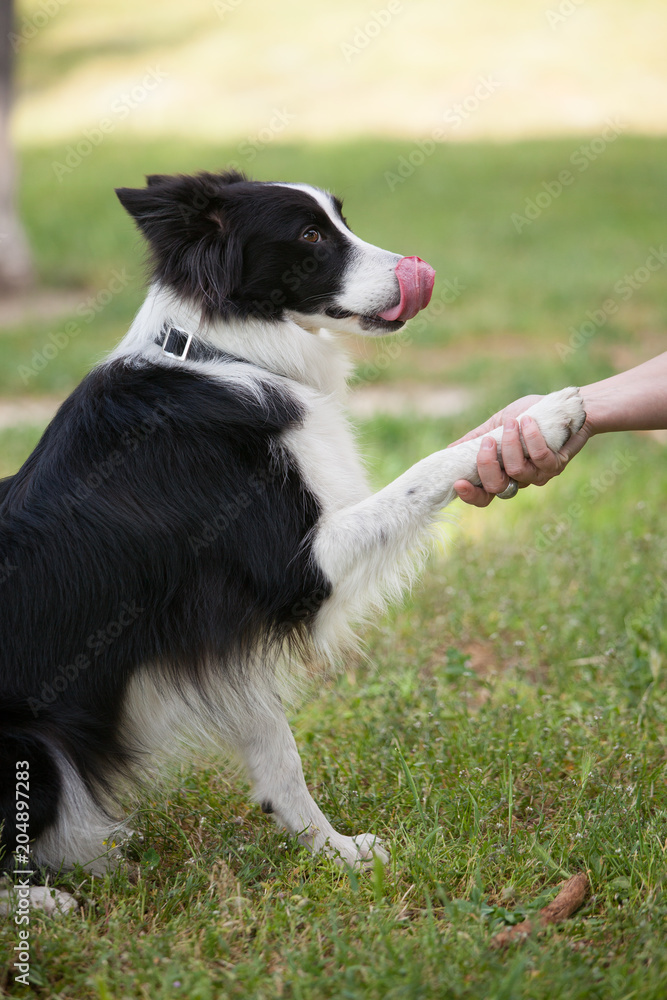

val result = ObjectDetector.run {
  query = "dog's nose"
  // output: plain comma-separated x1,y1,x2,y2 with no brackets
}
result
379,257,436,322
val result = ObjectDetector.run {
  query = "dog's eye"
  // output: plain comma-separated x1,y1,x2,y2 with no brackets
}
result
301,228,321,243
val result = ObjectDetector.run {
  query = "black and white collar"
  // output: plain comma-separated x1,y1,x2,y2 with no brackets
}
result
156,325,236,364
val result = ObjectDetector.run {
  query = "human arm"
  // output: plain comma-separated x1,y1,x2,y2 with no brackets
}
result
452,352,667,507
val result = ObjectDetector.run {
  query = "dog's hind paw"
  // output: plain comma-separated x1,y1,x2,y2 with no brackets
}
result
351,833,389,866
324,832,389,869
0,885,78,917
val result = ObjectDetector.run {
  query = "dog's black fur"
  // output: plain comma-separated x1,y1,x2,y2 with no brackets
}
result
0,357,330,860
0,168,450,874
1,171,360,866
117,170,354,322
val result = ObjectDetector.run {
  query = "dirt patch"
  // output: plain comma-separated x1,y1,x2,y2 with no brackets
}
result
0,289,84,330
604,331,667,373
0,396,64,429
462,640,502,678
348,334,557,384
408,336,556,372
349,384,473,418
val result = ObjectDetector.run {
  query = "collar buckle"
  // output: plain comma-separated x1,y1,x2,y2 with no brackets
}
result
161,326,193,361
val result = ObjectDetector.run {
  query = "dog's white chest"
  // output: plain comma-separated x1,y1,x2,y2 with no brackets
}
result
282,395,371,517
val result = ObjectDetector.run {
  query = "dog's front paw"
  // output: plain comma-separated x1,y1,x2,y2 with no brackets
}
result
521,386,586,452
324,832,389,869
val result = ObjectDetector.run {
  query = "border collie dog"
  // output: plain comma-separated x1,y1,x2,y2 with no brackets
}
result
0,171,585,876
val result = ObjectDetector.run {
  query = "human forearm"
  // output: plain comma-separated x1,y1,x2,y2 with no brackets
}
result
453,351,667,508
581,352,667,435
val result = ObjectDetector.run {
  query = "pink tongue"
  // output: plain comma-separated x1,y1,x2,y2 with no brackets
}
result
379,256,436,322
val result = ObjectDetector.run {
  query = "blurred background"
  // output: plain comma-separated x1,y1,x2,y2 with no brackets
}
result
1,0,666,514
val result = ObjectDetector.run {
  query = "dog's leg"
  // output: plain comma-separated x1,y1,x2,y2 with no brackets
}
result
229,693,388,868
31,752,128,876
232,389,582,868
314,387,585,601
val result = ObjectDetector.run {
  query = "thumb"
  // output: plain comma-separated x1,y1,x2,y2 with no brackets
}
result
558,423,593,465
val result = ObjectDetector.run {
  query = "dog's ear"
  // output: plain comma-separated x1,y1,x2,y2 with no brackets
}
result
115,173,244,316
115,185,158,225
116,170,247,222
145,174,170,187
115,172,246,232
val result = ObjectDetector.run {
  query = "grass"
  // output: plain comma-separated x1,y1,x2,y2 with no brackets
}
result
1,135,666,997
1,425,665,999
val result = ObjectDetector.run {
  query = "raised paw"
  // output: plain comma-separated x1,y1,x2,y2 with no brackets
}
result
323,832,389,869
520,386,586,453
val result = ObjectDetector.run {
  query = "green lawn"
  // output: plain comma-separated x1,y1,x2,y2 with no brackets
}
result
1,430,665,999
1,136,666,998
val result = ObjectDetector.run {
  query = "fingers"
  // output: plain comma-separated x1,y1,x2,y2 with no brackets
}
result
520,415,564,474
493,415,565,488
559,421,592,463
455,435,514,507
499,417,529,478
477,435,512,493
454,403,582,508
453,479,495,507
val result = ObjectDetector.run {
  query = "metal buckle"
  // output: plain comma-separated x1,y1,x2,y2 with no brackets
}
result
161,326,193,361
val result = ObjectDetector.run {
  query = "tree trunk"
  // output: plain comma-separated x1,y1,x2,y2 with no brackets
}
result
0,0,34,293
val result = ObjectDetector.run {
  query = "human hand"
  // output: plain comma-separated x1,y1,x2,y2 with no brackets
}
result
450,394,592,507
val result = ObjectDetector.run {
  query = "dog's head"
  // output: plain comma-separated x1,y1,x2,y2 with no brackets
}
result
115,171,435,336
